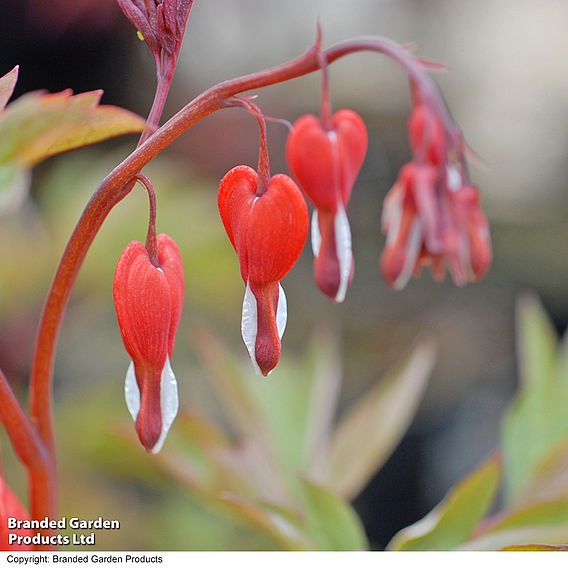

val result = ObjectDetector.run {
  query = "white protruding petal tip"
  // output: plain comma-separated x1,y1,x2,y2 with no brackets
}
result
241,281,261,375
334,205,352,303
393,218,422,290
125,358,179,454
125,360,140,422
311,210,321,258
276,283,287,340
447,165,462,191
151,356,179,454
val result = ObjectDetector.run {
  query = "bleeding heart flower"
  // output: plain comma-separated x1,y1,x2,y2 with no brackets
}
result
218,165,308,376
0,474,32,550
381,162,492,288
286,109,367,302
113,233,184,453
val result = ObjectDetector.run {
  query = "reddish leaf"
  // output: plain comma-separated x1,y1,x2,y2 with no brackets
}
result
0,89,145,167
0,67,18,111
502,544,568,551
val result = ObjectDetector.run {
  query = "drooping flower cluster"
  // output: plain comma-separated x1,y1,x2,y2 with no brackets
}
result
106,25,493,456
113,233,184,453
380,96,492,288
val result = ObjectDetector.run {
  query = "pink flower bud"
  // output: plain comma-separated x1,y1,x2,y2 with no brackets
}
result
113,233,184,453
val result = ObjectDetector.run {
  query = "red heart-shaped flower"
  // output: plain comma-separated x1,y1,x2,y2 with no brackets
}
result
286,109,367,302
113,234,184,453
286,109,367,212
218,165,308,375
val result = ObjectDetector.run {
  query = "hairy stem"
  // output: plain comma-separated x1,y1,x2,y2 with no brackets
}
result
28,34,459,469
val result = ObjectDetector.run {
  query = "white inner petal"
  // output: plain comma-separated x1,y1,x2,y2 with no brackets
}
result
152,356,179,454
241,281,261,375
447,165,462,191
311,210,321,258
276,283,287,340
241,282,286,375
125,360,140,422
383,188,403,244
334,205,352,303
393,218,422,290
124,357,179,454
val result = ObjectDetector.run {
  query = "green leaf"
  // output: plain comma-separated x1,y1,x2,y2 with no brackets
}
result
388,454,501,551
502,295,568,503
0,163,29,214
192,327,270,444
556,332,568,384
215,494,311,551
0,89,145,167
247,330,341,475
322,337,436,499
516,439,568,504
481,499,568,535
193,326,342,477
302,329,342,478
516,294,557,390
461,524,568,551
300,478,368,550
0,66,18,111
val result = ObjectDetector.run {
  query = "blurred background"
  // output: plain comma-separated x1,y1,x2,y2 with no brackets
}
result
1,0,568,550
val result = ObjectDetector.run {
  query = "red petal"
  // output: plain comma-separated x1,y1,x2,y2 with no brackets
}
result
0,475,32,551
218,165,258,281
380,197,422,289
249,281,281,376
246,174,308,284
410,163,442,253
468,208,492,281
218,167,308,285
313,209,354,302
286,110,367,212
157,233,184,356
133,363,163,451
113,241,171,370
408,104,446,166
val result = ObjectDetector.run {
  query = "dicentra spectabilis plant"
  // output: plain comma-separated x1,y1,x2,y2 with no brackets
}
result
0,0,492,550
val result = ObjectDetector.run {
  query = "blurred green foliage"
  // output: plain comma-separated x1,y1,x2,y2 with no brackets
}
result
52,318,435,550
389,295,568,551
